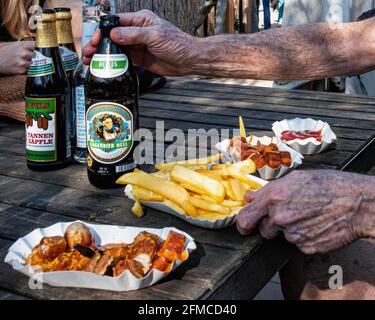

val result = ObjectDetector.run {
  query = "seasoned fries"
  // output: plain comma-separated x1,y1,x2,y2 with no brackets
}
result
117,154,265,221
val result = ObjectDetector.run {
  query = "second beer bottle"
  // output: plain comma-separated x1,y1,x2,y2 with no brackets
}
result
85,15,139,188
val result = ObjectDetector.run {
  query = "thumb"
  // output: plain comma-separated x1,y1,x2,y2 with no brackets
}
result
22,41,35,51
236,197,269,235
110,27,150,47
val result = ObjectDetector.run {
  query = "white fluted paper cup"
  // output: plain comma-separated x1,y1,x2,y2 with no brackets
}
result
272,118,337,155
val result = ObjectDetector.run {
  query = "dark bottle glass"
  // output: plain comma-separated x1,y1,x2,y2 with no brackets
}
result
55,8,78,86
85,15,139,188
25,9,72,171
55,7,78,153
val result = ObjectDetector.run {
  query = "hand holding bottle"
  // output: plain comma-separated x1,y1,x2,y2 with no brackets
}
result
82,10,198,76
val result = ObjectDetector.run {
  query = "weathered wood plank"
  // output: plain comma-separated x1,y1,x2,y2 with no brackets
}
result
0,289,30,300
168,80,375,108
141,93,375,123
141,92,375,127
139,110,373,142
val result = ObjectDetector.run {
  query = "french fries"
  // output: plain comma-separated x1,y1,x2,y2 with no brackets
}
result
117,154,265,221
155,154,223,171
151,170,171,181
239,116,247,139
132,186,164,202
190,196,230,215
171,165,225,202
117,171,197,217
132,201,144,218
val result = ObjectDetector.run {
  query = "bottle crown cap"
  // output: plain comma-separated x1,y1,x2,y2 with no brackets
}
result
55,7,72,20
38,9,56,22
99,15,120,29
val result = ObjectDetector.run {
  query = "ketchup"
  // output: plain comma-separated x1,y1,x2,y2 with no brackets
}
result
280,130,322,142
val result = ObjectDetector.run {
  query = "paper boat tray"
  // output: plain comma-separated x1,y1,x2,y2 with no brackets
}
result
5,221,196,291
124,175,268,229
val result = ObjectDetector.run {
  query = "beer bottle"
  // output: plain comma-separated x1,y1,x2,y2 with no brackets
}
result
55,8,78,85
55,7,78,153
73,6,100,163
85,15,139,188
25,9,72,170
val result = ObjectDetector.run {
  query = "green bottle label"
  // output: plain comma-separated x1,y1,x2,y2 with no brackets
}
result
28,51,55,77
90,54,128,78
86,102,133,164
60,46,79,72
25,97,57,162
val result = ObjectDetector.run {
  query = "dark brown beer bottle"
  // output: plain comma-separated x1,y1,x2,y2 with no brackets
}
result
85,15,139,188
55,7,78,152
55,8,78,86
25,9,72,170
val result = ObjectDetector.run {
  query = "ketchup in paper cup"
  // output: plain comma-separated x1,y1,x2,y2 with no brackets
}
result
272,118,337,155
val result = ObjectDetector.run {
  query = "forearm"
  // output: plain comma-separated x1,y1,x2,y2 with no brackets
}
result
191,19,375,80
353,175,375,239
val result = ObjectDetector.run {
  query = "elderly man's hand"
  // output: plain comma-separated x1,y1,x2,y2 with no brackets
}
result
237,170,375,255
82,10,198,76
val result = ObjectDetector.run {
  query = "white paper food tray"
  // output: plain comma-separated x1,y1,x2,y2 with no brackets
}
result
4,221,196,291
125,175,268,229
272,118,337,155
215,135,303,180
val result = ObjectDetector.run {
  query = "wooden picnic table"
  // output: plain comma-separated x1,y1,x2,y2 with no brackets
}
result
0,78,374,300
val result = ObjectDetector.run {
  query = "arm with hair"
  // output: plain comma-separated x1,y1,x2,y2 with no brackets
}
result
192,19,375,80
83,11,375,80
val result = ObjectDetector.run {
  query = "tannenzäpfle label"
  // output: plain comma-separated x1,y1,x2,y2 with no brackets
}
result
25,97,56,162
75,86,86,148
60,46,78,72
90,54,128,78
28,51,55,77
86,102,133,164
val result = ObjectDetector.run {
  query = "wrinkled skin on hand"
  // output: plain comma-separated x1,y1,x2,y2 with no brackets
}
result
237,170,375,255
82,10,198,76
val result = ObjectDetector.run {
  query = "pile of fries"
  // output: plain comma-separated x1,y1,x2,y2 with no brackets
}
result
116,154,264,221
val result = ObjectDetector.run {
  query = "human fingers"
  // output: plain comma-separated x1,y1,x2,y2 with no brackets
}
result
236,197,269,235
117,10,158,27
110,26,152,47
21,41,35,51
259,217,280,239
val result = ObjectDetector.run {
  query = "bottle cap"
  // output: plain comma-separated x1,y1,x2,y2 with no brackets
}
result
55,7,72,20
39,9,56,22
99,15,120,29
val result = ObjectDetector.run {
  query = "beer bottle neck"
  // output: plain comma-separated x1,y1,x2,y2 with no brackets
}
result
56,19,74,45
97,28,122,55
36,21,58,48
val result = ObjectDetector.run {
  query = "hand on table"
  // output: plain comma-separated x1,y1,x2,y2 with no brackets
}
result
0,41,35,75
82,10,198,76
237,170,375,254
